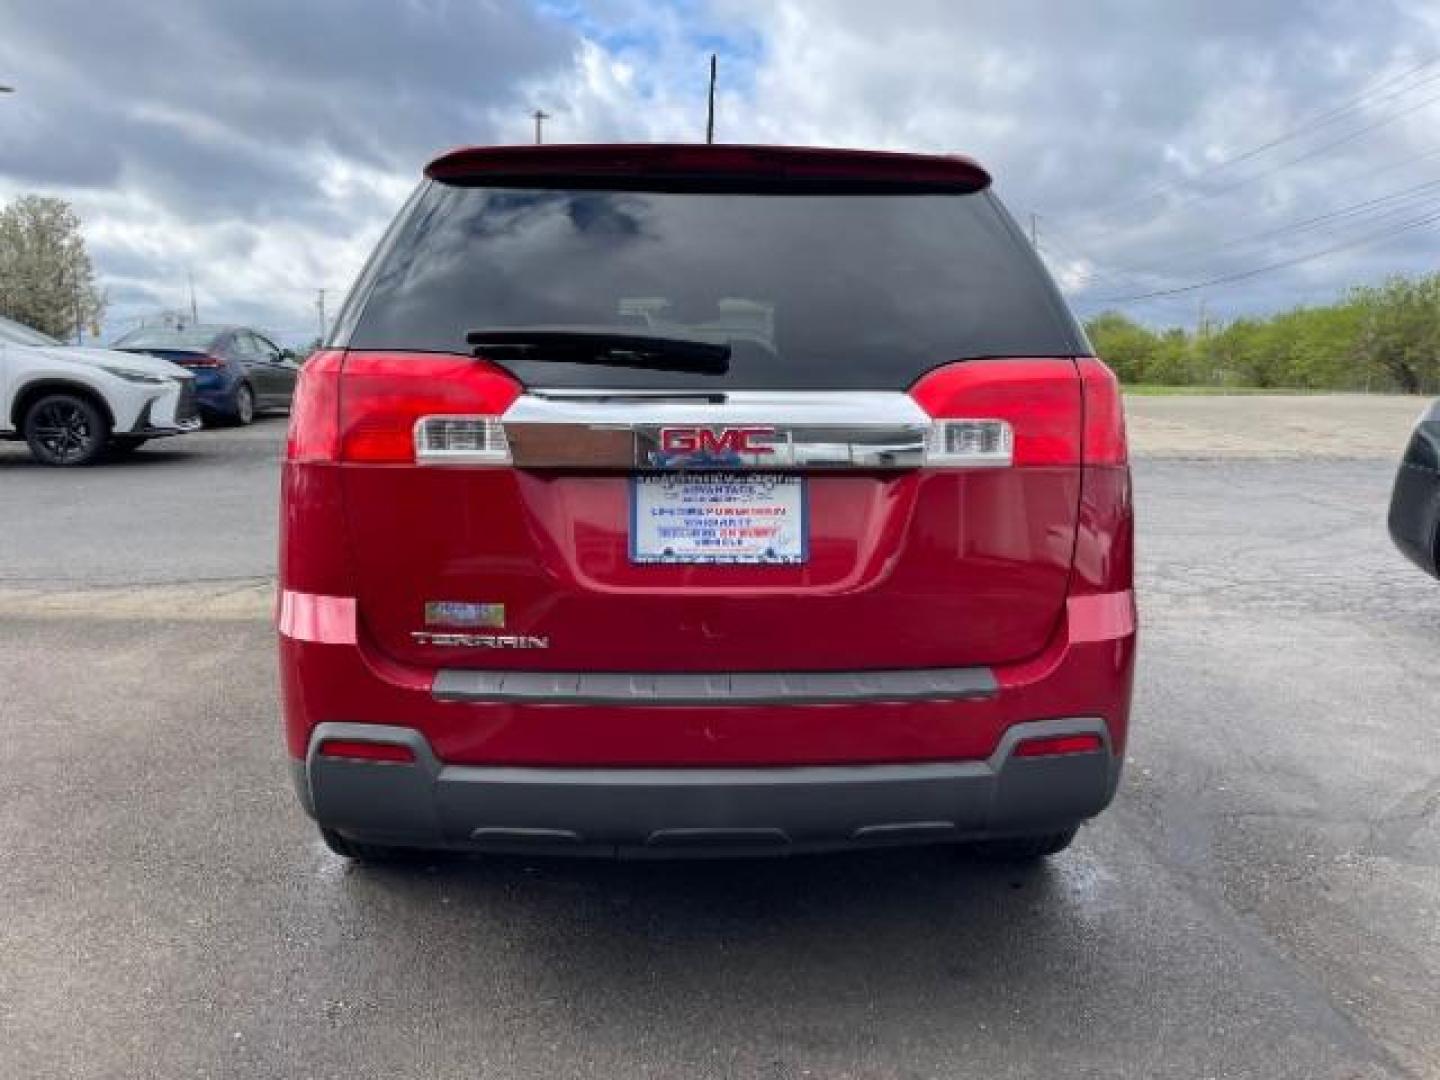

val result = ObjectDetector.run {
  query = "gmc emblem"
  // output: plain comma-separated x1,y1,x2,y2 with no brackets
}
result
659,426,777,456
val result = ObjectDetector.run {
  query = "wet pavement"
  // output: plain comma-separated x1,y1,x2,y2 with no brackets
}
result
1,409,1436,1078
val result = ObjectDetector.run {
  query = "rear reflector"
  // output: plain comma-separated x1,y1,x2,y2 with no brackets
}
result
1012,733,1105,758
414,415,511,464
317,739,415,764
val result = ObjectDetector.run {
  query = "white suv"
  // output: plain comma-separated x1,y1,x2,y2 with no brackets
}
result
0,314,200,465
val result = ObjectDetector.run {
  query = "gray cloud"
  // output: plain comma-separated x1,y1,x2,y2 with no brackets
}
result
3,0,1439,339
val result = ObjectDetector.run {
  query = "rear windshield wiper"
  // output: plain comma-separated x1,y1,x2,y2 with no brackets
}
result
466,328,730,376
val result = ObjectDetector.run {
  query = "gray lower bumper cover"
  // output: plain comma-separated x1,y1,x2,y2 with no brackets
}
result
297,718,1119,857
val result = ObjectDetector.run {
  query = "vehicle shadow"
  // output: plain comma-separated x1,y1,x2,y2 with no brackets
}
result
316,843,1120,1066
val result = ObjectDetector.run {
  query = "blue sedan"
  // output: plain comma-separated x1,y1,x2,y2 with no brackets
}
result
111,324,299,426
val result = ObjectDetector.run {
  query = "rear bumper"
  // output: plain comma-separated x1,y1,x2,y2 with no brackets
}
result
296,716,1119,857
280,588,1135,855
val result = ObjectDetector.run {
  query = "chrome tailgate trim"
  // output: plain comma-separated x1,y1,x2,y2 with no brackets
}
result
501,389,931,469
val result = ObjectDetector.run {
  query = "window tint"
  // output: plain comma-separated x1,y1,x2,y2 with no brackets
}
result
114,326,222,351
342,184,1085,390
252,333,282,362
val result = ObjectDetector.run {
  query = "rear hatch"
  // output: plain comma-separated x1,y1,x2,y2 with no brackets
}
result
330,145,1091,674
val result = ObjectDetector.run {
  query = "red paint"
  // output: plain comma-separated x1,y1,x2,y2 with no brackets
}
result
279,340,1135,768
277,587,1134,765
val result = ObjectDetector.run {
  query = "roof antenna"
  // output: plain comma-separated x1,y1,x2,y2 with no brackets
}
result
705,53,717,144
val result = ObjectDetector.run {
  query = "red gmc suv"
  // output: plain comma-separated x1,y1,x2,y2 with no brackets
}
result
279,144,1135,863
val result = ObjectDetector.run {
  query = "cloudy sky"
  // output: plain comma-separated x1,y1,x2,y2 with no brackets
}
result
2,0,1439,343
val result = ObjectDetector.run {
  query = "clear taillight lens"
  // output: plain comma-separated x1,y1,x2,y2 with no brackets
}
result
924,419,1013,466
413,415,511,464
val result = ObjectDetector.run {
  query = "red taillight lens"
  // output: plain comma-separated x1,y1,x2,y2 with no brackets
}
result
909,359,1082,466
285,349,344,462
1078,357,1127,465
317,739,415,763
179,355,225,368
338,352,522,463
1012,733,1105,758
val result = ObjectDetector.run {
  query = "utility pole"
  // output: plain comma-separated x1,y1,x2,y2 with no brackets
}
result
188,269,199,326
705,54,717,144
531,109,550,145
1029,212,1039,249
315,289,327,342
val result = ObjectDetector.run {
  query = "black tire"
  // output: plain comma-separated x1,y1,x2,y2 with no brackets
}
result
23,393,110,466
108,436,150,456
962,827,1079,863
229,382,256,426
319,827,422,863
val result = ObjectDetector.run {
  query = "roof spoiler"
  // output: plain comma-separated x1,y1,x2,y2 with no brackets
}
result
424,143,992,194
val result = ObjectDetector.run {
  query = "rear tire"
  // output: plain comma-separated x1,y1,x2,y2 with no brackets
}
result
962,827,1079,863
229,382,256,426
23,393,110,466
319,827,424,863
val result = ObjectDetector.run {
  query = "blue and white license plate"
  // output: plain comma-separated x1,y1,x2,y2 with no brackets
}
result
631,472,807,565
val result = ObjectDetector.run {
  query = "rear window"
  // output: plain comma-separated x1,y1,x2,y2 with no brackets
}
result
338,183,1086,390
113,327,218,351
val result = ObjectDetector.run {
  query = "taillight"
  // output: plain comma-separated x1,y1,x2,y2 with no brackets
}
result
1077,357,1127,465
337,353,522,464
285,350,343,462
179,355,225,368
909,359,1082,466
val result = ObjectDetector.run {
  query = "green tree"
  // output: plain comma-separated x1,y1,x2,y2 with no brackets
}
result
0,194,107,341
1349,276,1440,394
1084,311,1163,383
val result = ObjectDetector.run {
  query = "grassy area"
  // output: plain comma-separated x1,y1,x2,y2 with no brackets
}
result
1122,384,1336,396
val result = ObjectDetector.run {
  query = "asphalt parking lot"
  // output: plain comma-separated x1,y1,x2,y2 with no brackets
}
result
1,397,1437,1079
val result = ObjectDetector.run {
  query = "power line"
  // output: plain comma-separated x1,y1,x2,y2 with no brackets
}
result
1061,172,1440,288
1093,204,1440,302
1075,55,1440,223
1071,83,1440,245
